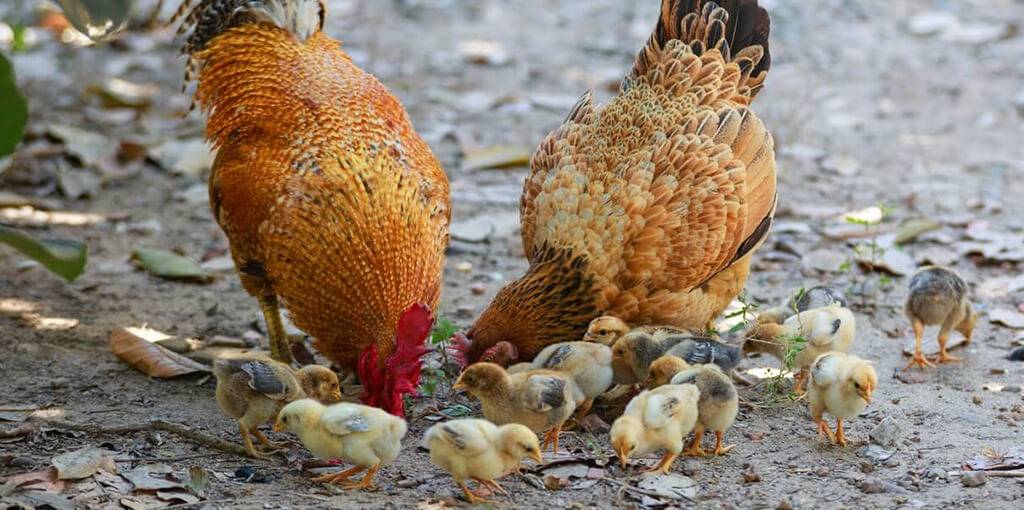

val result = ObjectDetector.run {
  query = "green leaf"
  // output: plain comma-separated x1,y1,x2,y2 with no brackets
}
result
56,0,135,41
0,225,87,282
131,248,211,282
430,316,458,345
0,54,28,157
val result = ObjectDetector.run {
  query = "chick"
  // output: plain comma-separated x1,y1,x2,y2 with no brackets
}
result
669,364,739,456
584,315,687,346
807,352,876,446
518,342,614,419
610,383,700,474
611,331,690,385
454,363,577,453
423,419,543,504
664,336,743,375
745,305,856,394
644,356,690,388
274,399,407,489
213,357,341,458
904,266,977,369
757,285,848,325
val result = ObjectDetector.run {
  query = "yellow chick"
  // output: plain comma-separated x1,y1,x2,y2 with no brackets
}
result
669,364,739,456
423,419,543,504
213,357,340,458
517,342,614,419
745,305,855,394
610,383,699,474
807,352,877,446
454,362,577,453
274,399,407,489
904,266,977,370
585,316,689,346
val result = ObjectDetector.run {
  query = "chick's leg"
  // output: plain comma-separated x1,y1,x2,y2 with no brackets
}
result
250,428,286,452
931,325,961,364
904,319,935,370
258,294,293,365
834,418,847,447
342,463,379,490
713,430,735,456
576,398,594,420
644,451,678,475
458,480,493,504
312,465,364,484
683,425,706,457
238,423,271,459
816,419,836,444
542,425,562,453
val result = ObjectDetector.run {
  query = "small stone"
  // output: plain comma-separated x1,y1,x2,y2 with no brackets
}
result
455,261,473,273
859,479,887,494
8,457,34,469
961,471,987,487
815,467,830,477
869,417,905,448
991,368,1007,375
395,478,421,489
973,395,983,405
776,500,793,510
741,465,760,483
923,467,947,480
884,458,900,468
469,283,486,295
1002,385,1022,393
859,462,874,474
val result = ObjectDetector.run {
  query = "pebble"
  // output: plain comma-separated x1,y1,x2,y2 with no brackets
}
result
469,282,486,295
973,395,983,405
859,479,887,494
1003,385,1022,393
923,467,947,480
776,500,793,510
869,416,905,448
8,457,34,469
455,261,473,273
961,472,987,487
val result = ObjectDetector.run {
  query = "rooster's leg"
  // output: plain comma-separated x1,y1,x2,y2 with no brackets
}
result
682,425,706,457
904,319,935,370
713,430,735,455
258,294,293,365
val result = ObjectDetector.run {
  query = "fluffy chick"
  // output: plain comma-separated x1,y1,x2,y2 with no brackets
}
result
519,342,614,419
610,383,700,474
274,399,407,489
757,285,848,325
611,330,693,385
904,266,977,370
745,305,855,394
584,316,688,346
423,419,543,504
670,364,739,456
807,352,876,446
664,336,743,374
454,363,577,453
213,357,341,458
644,356,691,388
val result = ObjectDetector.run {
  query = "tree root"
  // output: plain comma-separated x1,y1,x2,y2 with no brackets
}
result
40,419,259,460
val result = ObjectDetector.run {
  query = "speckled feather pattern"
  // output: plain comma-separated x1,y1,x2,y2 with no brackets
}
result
469,1,775,362
187,19,448,368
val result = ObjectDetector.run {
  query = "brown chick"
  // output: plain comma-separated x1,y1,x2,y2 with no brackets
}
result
213,356,341,458
807,352,876,446
904,266,977,370
584,316,688,347
611,330,695,385
454,363,577,453
670,364,739,456
645,356,691,388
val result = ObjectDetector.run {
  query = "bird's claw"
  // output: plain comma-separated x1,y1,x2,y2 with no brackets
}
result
682,445,706,457
903,353,935,370
714,444,735,456
930,351,960,364
817,420,836,443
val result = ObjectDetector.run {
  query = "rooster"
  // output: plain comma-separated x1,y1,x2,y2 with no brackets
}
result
455,0,776,366
173,0,450,415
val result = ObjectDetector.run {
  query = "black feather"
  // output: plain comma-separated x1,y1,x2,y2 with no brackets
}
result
540,378,567,410
238,361,286,395
542,345,574,370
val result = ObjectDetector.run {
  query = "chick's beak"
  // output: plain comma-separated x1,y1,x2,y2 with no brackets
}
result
859,386,873,404
530,451,544,464
273,419,285,433
330,390,342,403
615,447,628,469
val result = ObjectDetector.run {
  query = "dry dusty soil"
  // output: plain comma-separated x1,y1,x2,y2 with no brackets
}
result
2,0,1024,508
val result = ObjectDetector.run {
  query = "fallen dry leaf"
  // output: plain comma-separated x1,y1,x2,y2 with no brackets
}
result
855,245,916,276
131,248,212,283
990,309,1024,329
461,145,531,171
150,139,216,177
110,327,211,378
635,472,697,500
52,447,113,480
123,465,184,491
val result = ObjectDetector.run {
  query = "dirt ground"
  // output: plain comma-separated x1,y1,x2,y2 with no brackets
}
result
3,0,1024,508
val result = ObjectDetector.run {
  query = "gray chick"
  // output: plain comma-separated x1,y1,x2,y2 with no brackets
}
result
758,285,848,325
663,336,743,374
904,266,976,370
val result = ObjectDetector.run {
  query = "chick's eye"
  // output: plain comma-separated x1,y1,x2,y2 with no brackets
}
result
599,329,607,335
853,382,861,389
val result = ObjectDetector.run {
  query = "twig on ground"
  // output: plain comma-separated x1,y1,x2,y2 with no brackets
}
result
947,470,1024,478
0,423,36,438
39,419,262,460
599,475,694,501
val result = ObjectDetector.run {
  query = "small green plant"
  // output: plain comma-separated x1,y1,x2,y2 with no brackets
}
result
846,204,894,305
726,291,760,334
755,288,807,405
419,316,459,398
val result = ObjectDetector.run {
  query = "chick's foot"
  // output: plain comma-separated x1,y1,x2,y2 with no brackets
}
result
902,353,935,371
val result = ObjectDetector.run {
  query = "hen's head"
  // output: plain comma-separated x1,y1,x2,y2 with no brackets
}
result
357,303,433,416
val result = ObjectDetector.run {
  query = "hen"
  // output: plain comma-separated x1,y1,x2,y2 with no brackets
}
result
173,0,449,415
459,0,775,365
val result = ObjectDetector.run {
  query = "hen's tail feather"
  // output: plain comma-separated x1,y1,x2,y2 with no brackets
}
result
170,0,325,92
631,0,771,98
